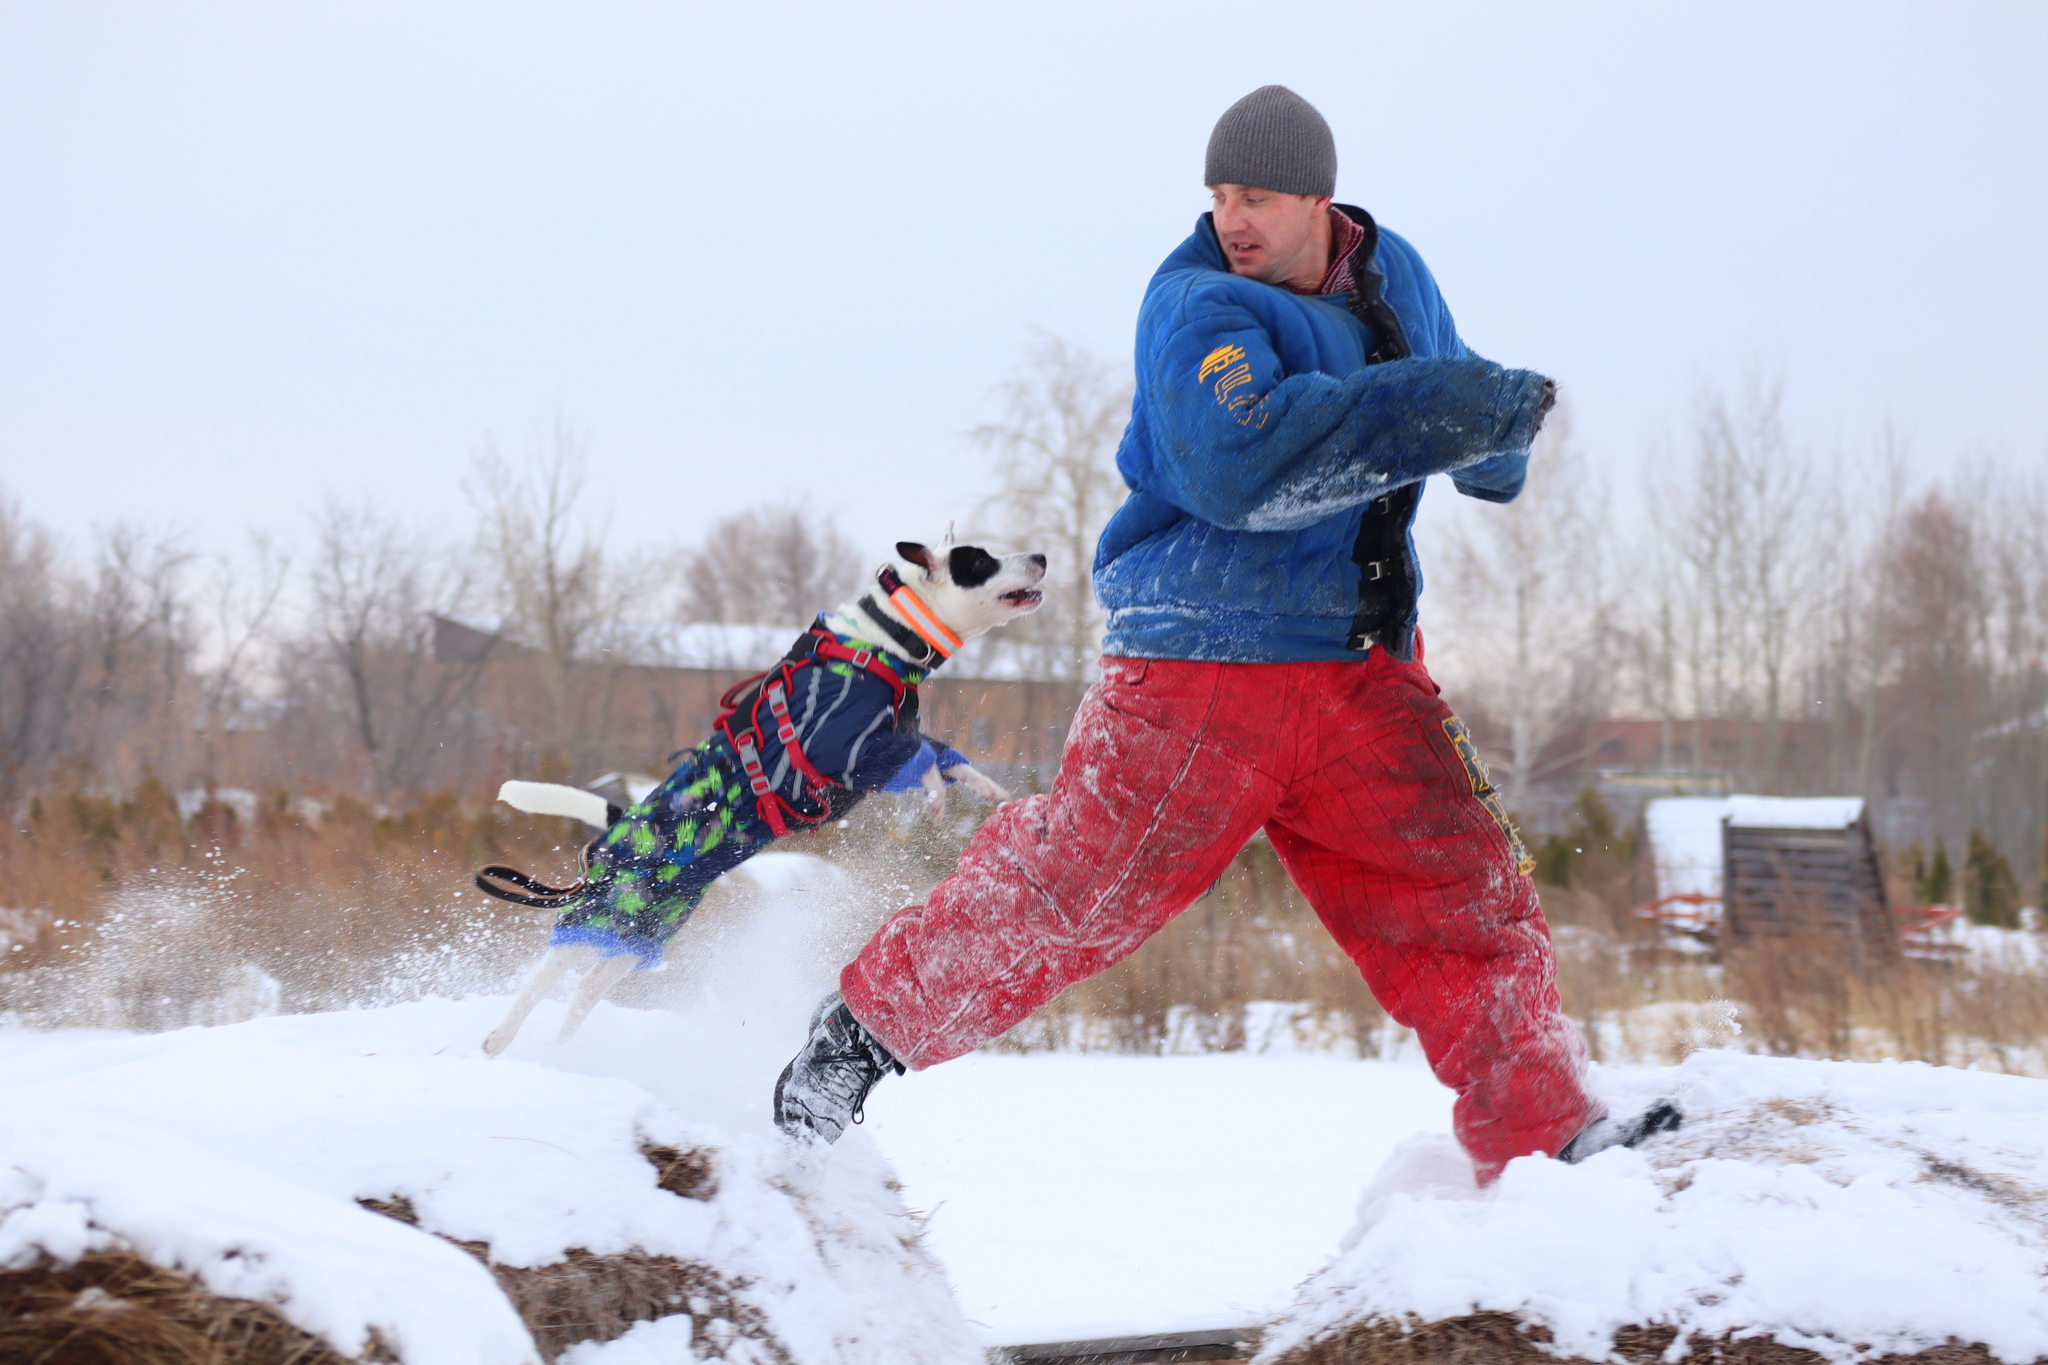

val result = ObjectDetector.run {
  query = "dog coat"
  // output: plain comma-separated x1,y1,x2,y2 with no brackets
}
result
502,618,932,968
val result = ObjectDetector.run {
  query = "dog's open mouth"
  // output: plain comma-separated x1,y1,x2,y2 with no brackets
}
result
1001,588,1043,607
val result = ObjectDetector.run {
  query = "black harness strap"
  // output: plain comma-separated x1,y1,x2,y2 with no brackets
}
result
1334,204,1418,655
854,567,950,669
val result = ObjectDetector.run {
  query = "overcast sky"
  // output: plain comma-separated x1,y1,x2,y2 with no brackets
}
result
2,1,2043,564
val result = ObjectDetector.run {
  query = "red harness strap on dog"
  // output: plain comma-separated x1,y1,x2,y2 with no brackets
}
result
713,629,915,839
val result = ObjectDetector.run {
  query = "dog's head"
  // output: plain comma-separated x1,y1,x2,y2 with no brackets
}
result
890,537,1046,641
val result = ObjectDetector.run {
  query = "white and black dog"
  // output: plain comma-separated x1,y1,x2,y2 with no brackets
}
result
478,536,1046,1056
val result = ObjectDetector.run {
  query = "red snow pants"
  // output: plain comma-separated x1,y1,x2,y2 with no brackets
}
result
841,649,1597,1180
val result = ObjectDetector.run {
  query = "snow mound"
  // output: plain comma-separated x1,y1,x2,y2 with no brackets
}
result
0,999,980,1365
1257,1050,2048,1365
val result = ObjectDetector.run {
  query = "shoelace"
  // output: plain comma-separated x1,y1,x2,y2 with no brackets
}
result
821,1021,904,1126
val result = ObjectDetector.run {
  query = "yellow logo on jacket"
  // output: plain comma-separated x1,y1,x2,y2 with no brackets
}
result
1196,344,1267,429
1197,344,1245,382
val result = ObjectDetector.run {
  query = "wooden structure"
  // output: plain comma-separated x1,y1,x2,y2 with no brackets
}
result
1720,796,1896,968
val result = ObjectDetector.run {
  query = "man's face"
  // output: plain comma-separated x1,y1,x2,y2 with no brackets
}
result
1210,184,1333,286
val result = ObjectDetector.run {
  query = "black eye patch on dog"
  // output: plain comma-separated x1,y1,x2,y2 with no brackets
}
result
947,545,1002,588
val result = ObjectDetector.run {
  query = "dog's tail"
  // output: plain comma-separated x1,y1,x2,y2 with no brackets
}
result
498,779,614,829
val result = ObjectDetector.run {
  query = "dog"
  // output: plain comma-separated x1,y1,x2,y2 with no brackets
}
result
478,535,1046,1056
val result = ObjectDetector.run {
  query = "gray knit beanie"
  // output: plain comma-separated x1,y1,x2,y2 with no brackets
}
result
1204,85,1336,197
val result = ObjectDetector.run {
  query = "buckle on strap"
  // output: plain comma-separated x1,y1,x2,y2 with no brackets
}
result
734,734,773,796
766,682,799,744
1364,559,1389,581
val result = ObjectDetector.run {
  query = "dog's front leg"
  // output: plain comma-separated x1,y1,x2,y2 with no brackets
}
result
949,761,1012,805
485,944,593,1057
556,952,642,1043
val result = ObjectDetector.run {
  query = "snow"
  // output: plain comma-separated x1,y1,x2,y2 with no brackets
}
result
1917,916,2048,970
1645,797,1729,904
0,997,981,1364
863,1051,1456,1346
8,999,2047,1362
7,837,2045,1362
1724,795,1866,830
1257,1050,2048,1365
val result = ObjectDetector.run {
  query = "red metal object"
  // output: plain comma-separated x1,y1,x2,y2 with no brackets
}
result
1894,903,1966,956
1632,892,1721,935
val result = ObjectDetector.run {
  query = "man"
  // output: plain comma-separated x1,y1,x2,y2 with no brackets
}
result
774,86,1675,1180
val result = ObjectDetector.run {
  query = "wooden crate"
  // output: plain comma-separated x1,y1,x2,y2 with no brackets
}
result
1722,815,1896,968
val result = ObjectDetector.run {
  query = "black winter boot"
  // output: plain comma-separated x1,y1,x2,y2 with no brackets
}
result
774,992,905,1145
1559,1098,1683,1164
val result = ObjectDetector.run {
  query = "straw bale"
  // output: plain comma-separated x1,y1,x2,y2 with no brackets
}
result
0,1247,384,1365
1272,1312,2027,1365
356,1143,775,1362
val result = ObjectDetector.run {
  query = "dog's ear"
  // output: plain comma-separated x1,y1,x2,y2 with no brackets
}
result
896,542,937,576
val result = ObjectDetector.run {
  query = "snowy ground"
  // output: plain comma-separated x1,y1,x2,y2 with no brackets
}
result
0,999,981,1365
6,848,2045,1363
863,1052,1453,1346
1258,1050,2048,1365
15,1006,2044,1364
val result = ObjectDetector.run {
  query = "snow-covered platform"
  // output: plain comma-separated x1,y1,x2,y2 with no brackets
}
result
0,999,982,1365
1256,1051,2048,1365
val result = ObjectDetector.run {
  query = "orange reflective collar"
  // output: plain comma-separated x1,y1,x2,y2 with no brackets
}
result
877,566,961,660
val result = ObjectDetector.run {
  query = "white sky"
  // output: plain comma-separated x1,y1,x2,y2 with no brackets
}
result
2,1,2043,563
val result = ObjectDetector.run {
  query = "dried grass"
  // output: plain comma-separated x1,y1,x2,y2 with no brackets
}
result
5,779,2044,1071
355,1143,769,1363
1270,1312,2028,1365
0,781,566,1026
0,1249,382,1365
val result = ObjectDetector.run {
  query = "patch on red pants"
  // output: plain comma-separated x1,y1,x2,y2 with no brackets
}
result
1441,717,1535,877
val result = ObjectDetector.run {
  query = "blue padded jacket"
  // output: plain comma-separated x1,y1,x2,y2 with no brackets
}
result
1094,209,1550,662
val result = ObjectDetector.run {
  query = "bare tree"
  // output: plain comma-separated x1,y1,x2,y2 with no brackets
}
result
0,493,81,799
1841,432,1913,796
466,421,641,764
302,498,484,793
190,534,291,778
679,501,866,627
78,524,198,786
1645,374,1823,790
469,421,613,664
1433,402,1612,803
1704,377,1819,789
972,332,1133,685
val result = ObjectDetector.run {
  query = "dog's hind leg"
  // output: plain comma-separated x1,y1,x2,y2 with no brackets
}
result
556,951,642,1043
484,944,593,1057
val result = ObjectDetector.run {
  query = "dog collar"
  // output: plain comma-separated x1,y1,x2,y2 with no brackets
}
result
859,566,961,667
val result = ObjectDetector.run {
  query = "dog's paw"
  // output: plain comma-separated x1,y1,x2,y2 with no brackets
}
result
951,763,1011,804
